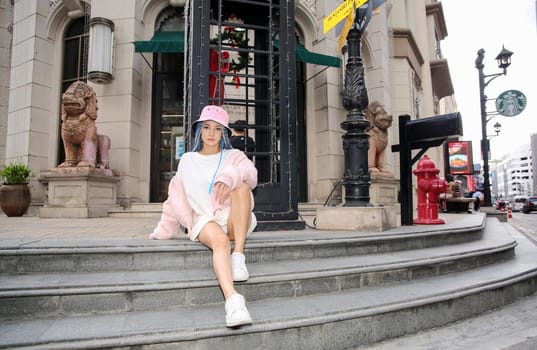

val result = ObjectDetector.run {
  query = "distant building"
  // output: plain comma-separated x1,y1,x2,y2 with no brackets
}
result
495,144,533,199
531,133,537,194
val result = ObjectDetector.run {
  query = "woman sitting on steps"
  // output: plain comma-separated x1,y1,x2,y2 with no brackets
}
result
148,105,258,328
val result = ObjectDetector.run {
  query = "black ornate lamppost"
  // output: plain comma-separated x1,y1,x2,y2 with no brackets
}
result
475,46,513,207
341,7,371,207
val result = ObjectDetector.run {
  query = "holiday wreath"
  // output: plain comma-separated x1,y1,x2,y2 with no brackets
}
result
211,27,251,73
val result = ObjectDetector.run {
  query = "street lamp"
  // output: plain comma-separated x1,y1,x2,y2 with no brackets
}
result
493,122,502,136
475,46,513,207
340,6,373,207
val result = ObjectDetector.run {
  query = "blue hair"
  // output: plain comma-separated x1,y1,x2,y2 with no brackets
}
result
191,122,233,152
190,122,233,193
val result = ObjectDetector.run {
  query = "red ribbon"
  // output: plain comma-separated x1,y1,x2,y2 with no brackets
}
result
232,70,240,88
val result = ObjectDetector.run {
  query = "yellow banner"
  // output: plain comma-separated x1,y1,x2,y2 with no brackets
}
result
337,11,355,51
338,4,380,51
323,0,368,34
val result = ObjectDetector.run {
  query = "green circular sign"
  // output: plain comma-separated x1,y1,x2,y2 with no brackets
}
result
495,90,527,117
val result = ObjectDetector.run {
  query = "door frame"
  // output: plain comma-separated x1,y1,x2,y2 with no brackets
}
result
150,72,184,202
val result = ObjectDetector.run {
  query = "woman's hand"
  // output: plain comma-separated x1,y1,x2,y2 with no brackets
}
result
213,182,231,205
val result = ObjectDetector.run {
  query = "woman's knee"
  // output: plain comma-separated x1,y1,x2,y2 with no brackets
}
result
199,223,230,251
231,182,250,200
211,232,231,251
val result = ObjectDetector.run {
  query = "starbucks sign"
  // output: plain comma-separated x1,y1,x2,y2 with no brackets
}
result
495,90,527,117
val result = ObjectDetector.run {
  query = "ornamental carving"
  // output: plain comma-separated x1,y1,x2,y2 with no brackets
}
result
58,81,111,169
365,101,393,176
297,0,316,16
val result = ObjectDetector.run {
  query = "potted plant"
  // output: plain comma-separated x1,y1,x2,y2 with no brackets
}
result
0,163,33,216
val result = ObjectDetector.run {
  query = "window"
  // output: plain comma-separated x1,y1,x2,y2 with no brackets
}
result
58,13,90,165
62,16,89,92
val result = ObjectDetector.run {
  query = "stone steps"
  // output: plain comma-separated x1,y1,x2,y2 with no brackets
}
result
350,291,537,350
108,203,162,218
109,203,314,230
0,216,536,349
0,229,515,320
0,216,484,274
108,202,324,222
297,202,323,227
1,249,536,349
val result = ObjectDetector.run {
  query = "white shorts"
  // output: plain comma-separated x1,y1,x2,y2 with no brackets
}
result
189,211,257,242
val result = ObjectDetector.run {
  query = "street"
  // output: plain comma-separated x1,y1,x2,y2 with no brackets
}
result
507,211,537,245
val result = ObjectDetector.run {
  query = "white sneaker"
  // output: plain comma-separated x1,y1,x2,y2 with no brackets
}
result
225,293,253,327
231,252,249,282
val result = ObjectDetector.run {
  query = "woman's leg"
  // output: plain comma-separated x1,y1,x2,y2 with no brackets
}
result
198,221,252,327
227,182,252,253
227,182,253,282
197,222,236,299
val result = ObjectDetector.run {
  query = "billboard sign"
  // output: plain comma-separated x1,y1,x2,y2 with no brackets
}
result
446,141,474,175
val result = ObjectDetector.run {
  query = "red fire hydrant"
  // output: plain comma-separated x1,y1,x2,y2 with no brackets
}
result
413,155,447,224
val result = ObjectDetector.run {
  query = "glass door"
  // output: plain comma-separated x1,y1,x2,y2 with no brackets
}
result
151,61,184,202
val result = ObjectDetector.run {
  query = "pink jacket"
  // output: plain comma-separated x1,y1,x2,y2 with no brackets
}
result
149,149,257,240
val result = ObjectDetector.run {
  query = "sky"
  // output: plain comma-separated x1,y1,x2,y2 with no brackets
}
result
441,0,537,161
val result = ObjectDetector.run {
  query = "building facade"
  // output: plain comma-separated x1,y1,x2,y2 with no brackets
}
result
495,144,533,199
531,133,537,194
0,0,455,216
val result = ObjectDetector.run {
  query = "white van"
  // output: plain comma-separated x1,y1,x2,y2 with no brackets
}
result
513,196,528,212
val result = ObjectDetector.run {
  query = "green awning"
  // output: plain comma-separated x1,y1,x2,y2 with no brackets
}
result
134,33,340,68
295,43,340,68
134,31,184,53
273,40,340,68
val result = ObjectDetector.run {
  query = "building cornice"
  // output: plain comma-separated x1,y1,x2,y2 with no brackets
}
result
430,58,454,99
392,28,424,79
426,2,448,40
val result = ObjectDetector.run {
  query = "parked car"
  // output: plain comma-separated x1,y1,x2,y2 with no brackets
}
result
522,196,537,214
513,196,528,212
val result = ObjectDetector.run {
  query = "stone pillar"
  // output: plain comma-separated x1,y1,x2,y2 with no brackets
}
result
6,1,53,209
89,0,142,205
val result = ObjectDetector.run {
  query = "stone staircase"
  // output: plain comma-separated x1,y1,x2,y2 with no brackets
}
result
296,202,323,228
109,203,163,218
1,215,537,349
110,202,324,222
109,202,324,229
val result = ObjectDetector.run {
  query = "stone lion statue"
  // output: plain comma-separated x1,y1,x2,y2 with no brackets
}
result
365,101,393,175
58,81,110,169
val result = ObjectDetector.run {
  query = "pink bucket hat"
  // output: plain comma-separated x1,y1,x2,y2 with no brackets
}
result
192,105,232,135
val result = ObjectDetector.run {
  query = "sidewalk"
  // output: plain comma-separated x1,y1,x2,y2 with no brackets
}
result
0,215,160,241
0,212,484,243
